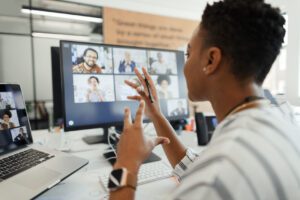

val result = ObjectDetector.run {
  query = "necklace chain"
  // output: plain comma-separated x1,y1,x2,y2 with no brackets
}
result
223,96,265,119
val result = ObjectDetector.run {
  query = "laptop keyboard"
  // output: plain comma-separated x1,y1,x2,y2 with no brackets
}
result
0,149,54,180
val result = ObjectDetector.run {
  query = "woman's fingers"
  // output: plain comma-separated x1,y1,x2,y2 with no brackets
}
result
124,80,139,89
142,67,158,98
123,107,132,130
135,101,145,125
127,95,142,101
153,136,170,146
134,68,149,96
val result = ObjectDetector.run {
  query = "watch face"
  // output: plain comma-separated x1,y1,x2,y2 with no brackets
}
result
108,168,124,189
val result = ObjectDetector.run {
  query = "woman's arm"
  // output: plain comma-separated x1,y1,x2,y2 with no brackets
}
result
151,113,186,167
125,67,186,167
109,101,169,200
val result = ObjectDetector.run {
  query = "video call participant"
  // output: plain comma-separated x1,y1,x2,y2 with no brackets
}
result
73,48,103,74
118,51,136,73
13,127,28,145
0,93,12,109
157,75,173,99
0,110,16,130
110,0,300,199
170,101,186,116
86,76,106,102
151,52,171,74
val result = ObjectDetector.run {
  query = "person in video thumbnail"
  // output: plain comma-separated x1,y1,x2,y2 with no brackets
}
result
151,52,170,74
0,93,12,109
118,51,136,73
0,110,16,130
73,48,103,74
170,101,186,116
13,127,28,145
157,75,173,99
86,76,106,102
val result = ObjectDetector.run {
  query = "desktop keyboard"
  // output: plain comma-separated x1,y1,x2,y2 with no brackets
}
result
99,161,173,191
0,149,54,180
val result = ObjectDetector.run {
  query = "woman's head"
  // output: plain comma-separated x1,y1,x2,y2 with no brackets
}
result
88,76,100,88
157,75,171,90
184,0,285,101
1,110,12,123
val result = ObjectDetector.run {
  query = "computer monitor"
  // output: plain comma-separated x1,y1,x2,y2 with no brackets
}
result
51,47,64,126
60,41,188,144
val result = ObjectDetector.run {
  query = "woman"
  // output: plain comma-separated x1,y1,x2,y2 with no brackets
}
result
156,74,173,99
86,76,106,102
0,110,16,130
108,0,300,199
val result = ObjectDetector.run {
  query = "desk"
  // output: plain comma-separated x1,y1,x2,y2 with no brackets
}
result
32,126,203,200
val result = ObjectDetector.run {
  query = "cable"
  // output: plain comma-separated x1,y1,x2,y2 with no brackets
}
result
104,156,117,162
107,131,116,156
107,129,121,157
105,123,151,160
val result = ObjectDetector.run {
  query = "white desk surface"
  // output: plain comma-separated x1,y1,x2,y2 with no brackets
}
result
32,126,204,200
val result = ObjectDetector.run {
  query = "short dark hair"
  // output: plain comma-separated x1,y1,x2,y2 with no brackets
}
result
157,75,171,85
88,76,99,84
83,48,98,59
201,0,285,84
2,110,12,118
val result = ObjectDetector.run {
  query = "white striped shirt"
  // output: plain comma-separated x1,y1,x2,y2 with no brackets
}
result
170,101,300,200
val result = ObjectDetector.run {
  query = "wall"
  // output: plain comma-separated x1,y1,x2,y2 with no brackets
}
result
269,0,300,105
1,0,299,106
66,0,300,106
33,38,60,100
285,0,300,105
0,35,34,100
65,0,208,20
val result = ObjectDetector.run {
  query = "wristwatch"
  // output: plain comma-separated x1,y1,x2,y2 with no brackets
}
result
108,168,137,191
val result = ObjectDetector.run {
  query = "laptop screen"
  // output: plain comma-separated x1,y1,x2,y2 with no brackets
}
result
0,84,33,155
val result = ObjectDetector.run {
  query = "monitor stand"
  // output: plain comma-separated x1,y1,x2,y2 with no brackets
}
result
103,147,161,166
82,127,109,144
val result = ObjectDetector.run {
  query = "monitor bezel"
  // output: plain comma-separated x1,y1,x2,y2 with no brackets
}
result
60,40,189,132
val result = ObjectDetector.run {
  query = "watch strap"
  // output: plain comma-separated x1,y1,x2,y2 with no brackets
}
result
108,168,137,191
126,170,137,190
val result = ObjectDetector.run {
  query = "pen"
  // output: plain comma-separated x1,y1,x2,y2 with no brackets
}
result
144,77,154,103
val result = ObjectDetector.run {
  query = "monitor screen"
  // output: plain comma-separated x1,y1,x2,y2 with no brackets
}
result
0,84,33,155
60,41,188,131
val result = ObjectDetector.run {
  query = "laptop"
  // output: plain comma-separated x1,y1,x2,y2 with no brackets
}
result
0,84,88,200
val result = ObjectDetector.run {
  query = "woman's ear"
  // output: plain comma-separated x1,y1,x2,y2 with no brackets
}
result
203,47,222,75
